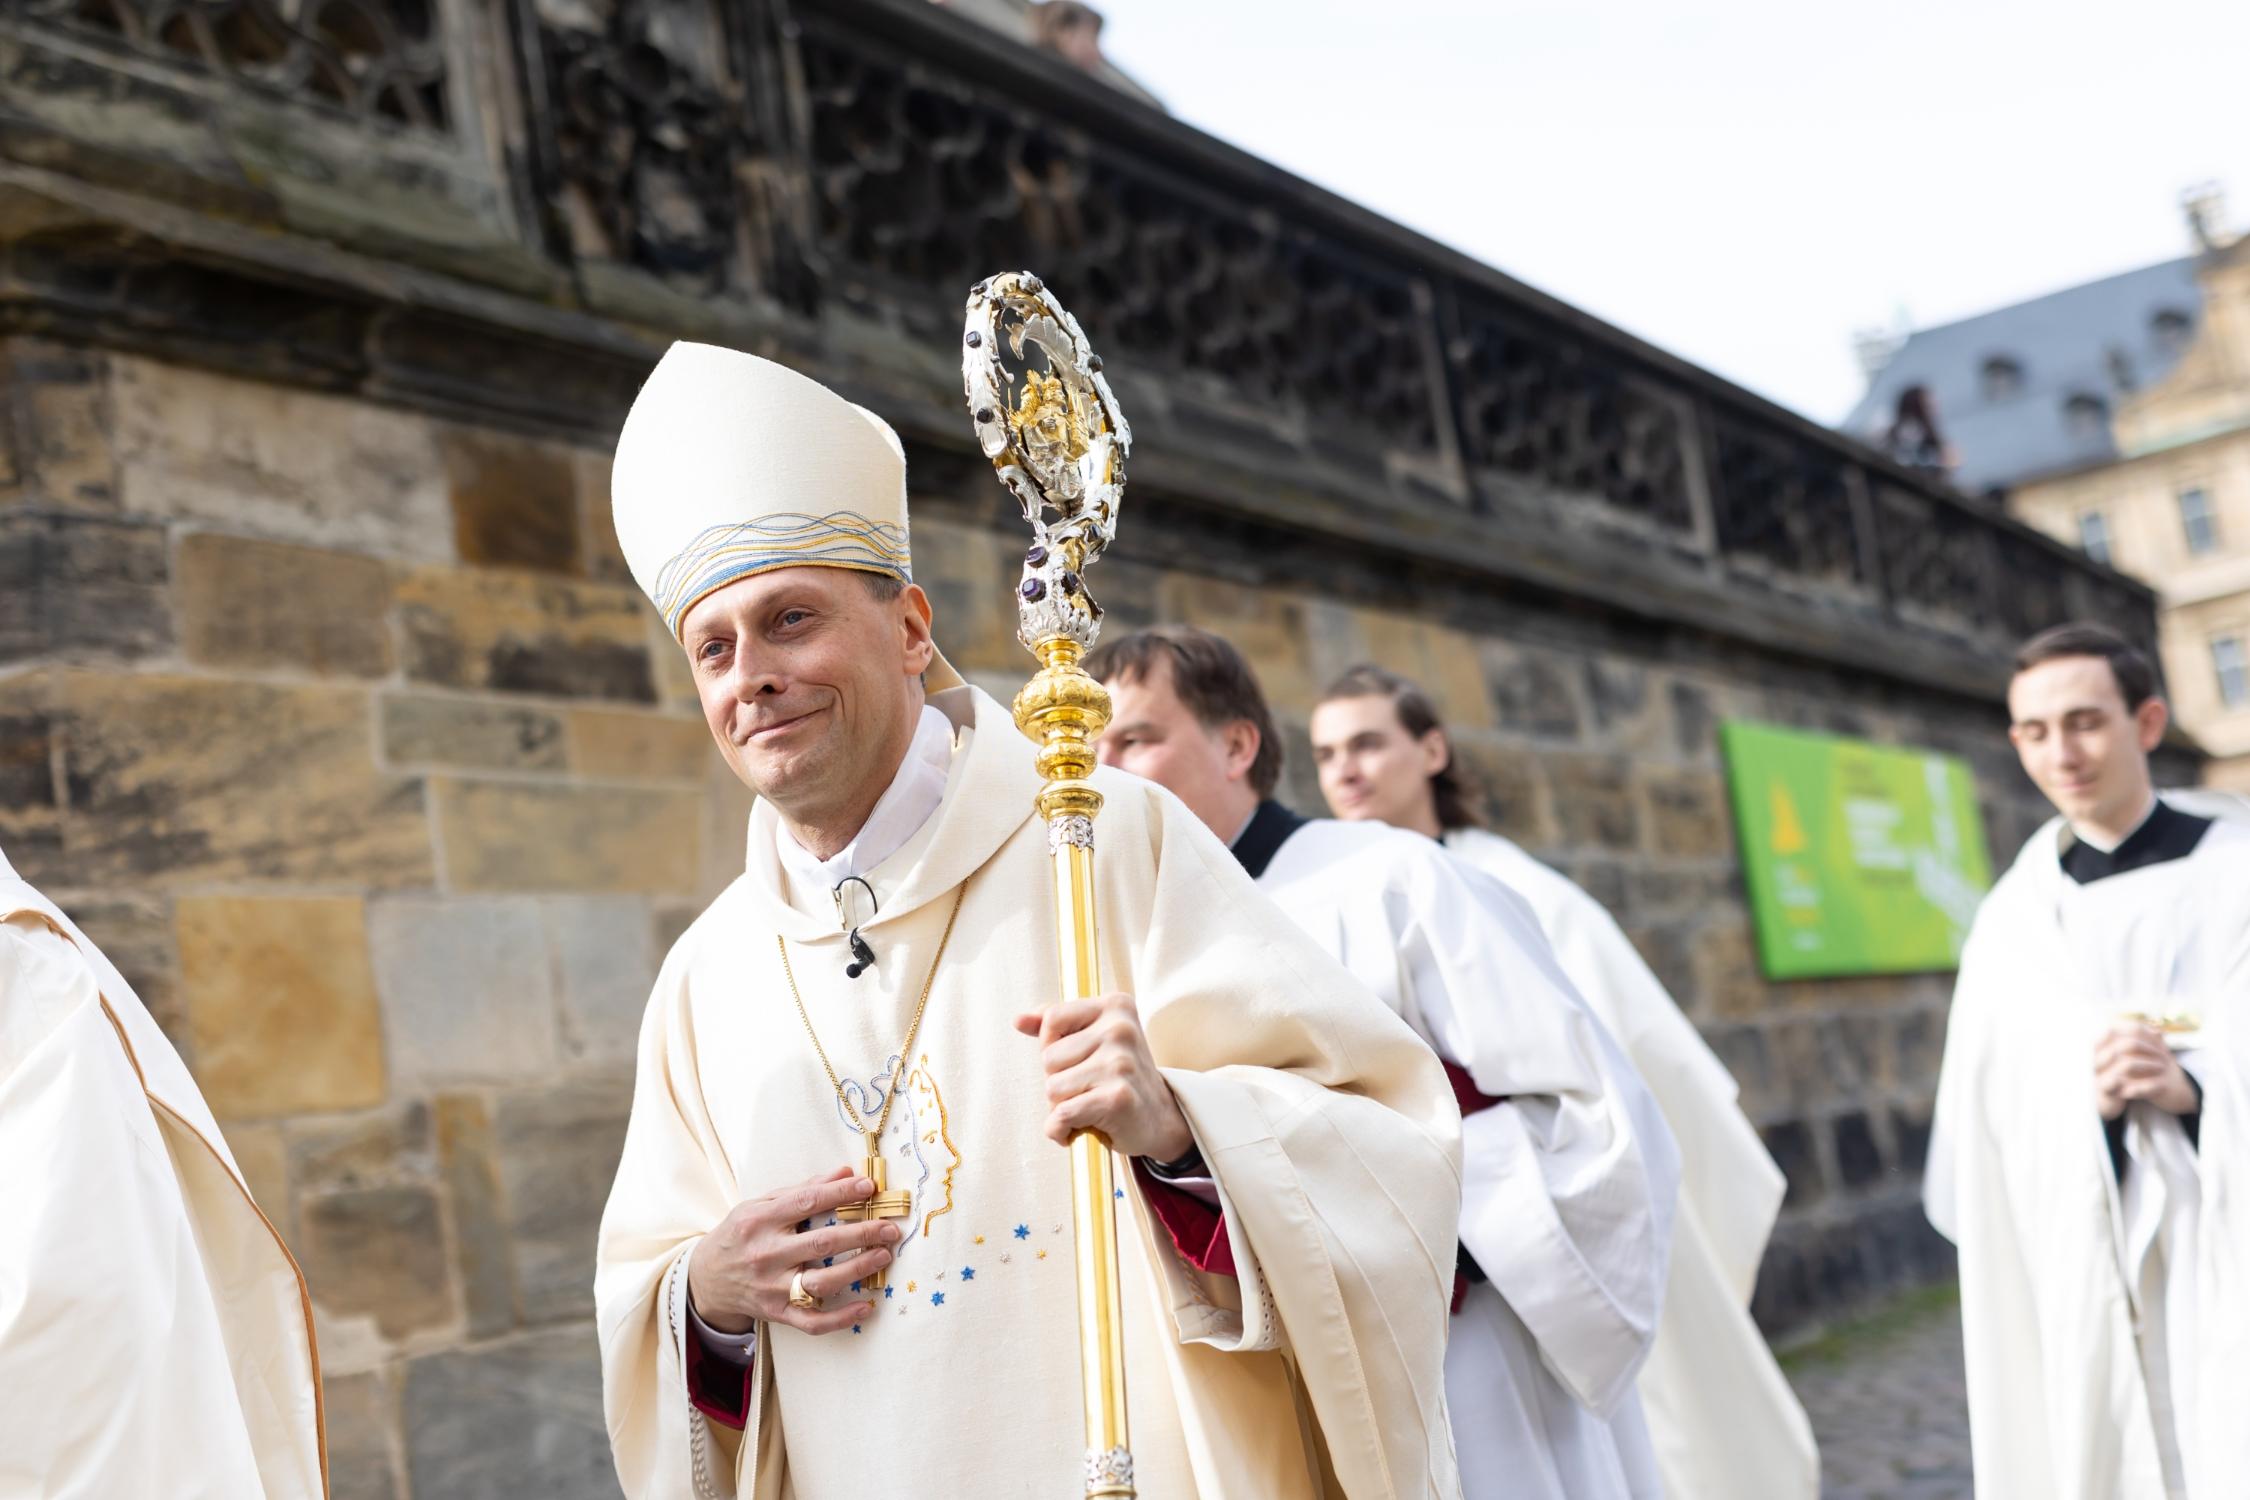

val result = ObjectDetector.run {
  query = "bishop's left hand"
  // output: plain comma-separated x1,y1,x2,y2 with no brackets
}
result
1014,991,1195,1161
2094,1021,2200,1119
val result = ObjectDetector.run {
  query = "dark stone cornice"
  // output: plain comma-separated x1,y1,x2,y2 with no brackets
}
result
0,0,2165,708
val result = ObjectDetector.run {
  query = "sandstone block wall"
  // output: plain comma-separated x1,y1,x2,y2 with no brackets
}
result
2,337,732,1500
3,336,2096,1497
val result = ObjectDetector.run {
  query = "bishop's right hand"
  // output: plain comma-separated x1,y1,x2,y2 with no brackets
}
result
687,1165,894,1335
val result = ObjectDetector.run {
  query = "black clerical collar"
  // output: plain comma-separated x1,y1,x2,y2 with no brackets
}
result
2060,799,2212,885
1228,800,1308,880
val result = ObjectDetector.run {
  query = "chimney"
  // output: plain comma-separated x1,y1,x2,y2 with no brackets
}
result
2182,182,2230,253
1852,308,1911,382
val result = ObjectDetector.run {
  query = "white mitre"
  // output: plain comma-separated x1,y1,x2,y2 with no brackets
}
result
612,341,922,640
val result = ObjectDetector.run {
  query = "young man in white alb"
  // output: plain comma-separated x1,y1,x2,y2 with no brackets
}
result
1308,662,1815,1500
1927,622,2250,1499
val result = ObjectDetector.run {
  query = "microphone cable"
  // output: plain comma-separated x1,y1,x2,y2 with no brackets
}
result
833,875,879,979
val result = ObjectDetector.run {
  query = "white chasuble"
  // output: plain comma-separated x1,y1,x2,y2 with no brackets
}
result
0,852,326,1500
1445,827,1818,1500
1257,816,1681,1500
1926,804,2250,1500
596,687,1466,1500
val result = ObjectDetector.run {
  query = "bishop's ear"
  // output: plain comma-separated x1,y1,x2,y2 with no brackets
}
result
897,583,938,676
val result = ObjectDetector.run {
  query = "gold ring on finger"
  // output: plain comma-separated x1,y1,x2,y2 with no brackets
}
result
788,1269,820,1310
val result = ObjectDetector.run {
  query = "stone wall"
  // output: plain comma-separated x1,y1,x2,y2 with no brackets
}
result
1,338,737,1500
3,331,2131,1496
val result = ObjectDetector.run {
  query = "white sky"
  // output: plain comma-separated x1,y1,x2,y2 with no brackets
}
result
1095,0,2250,423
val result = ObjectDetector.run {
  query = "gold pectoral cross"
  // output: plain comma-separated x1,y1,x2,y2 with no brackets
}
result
836,1153,912,1291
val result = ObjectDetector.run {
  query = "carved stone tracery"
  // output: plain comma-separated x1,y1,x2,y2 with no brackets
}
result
531,0,750,286
1450,296,1692,530
1875,484,1998,634
795,27,1438,452
1711,414,1861,585
10,0,449,129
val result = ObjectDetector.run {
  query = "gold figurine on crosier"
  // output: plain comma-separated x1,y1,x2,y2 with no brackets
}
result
962,271,1137,1499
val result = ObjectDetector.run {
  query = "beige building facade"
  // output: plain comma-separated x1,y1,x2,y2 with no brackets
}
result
2011,233,2250,788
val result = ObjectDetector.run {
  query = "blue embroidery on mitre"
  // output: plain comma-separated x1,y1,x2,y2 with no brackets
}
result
653,511,911,635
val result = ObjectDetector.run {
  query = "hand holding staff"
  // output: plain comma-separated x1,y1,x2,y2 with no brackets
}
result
963,271,1140,1499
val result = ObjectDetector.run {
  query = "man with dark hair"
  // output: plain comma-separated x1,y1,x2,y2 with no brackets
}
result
1090,624,1679,1500
1311,663,1817,1500
2013,620,2160,708
1927,620,2250,1498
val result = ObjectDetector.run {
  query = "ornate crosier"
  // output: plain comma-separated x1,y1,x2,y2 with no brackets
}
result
963,271,1135,1500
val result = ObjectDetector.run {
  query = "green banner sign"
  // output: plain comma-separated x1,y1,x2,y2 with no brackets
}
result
1720,721,1993,980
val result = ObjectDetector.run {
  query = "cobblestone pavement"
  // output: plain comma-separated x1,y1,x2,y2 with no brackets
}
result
1786,1286,1974,1500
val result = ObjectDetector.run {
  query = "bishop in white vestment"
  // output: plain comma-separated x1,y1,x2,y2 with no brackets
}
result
1309,665,1818,1500
1088,627,1682,1500
1927,625,2250,1499
0,843,326,1499
593,344,1467,1500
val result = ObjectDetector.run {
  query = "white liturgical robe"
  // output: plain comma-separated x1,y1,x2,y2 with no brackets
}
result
0,847,326,1500
1926,800,2250,1500
595,687,1467,1500
1444,826,1818,1500
1252,812,1681,1500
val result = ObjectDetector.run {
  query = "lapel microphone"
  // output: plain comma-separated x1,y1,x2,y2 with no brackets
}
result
834,876,879,979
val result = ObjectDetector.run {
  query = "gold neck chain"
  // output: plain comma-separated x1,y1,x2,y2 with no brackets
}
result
777,883,968,1151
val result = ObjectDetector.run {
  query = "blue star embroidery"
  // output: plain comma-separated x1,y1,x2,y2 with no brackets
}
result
1013,1224,1030,1240
822,1256,834,1267
883,1286,895,1299
1114,1188,1124,1199
851,1324,862,1334
961,1266,976,1281
931,1291,945,1307
850,1280,862,1293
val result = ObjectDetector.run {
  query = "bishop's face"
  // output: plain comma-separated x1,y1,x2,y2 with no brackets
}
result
1308,694,1448,834
681,567,936,836
2006,654,2165,834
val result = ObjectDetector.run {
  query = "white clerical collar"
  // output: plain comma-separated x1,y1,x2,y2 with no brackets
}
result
2066,793,2159,856
776,704,955,889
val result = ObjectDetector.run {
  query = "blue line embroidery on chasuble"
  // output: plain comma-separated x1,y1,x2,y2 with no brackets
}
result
831,1052,959,1259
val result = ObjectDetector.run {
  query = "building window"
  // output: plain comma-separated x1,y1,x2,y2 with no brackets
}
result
2179,488,2219,554
2152,307,2194,350
1980,356,2025,402
2216,635,2249,708
2063,392,2109,438
2078,509,2112,566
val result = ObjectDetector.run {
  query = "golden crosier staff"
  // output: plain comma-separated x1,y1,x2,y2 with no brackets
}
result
963,271,1137,1500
